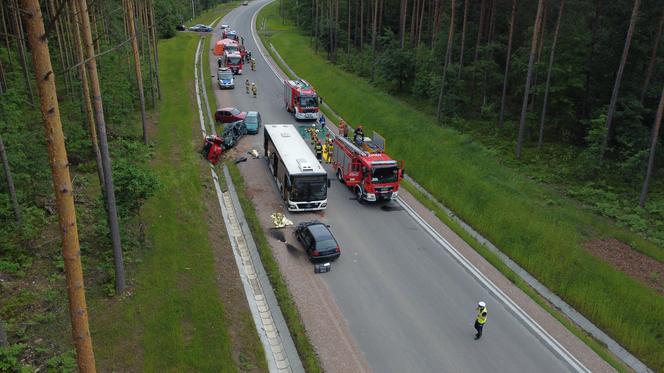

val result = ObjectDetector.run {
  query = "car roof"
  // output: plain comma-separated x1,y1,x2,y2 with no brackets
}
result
246,111,258,117
221,107,238,111
307,223,334,241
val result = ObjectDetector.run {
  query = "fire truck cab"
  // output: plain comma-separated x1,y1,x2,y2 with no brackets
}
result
284,79,320,120
223,51,243,74
332,133,403,202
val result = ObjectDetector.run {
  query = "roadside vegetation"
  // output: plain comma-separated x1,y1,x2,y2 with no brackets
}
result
257,2,664,370
0,1,265,371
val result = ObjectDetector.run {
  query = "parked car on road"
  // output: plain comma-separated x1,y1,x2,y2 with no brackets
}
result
217,68,235,89
244,111,261,134
220,24,230,30
215,107,246,123
242,1,249,5
175,24,186,31
295,221,341,262
189,24,212,32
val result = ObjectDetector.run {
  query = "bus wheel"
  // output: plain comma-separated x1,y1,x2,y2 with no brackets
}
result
337,169,345,185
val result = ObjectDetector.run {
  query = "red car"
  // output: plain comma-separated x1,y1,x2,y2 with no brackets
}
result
215,107,247,123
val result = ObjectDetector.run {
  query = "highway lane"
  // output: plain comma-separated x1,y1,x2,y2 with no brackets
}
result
209,2,581,372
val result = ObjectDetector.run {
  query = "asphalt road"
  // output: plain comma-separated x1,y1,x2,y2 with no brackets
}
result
210,2,576,372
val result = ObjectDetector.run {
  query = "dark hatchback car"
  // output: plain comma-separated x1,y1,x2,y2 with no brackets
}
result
295,221,341,262
215,107,247,123
220,120,246,149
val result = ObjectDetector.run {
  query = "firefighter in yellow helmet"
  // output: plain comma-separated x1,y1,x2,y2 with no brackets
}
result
474,301,488,340
251,82,257,98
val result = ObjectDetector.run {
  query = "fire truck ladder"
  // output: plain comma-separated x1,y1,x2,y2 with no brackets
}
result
336,134,369,157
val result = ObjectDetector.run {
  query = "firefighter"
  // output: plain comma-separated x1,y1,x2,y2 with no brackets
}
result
314,140,323,161
338,120,349,138
250,58,256,71
354,125,365,145
245,79,250,94
474,301,488,340
322,142,328,163
326,138,334,163
309,124,318,145
251,82,257,98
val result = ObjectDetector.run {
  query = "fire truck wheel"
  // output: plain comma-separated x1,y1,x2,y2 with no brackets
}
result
336,169,345,185
355,185,363,201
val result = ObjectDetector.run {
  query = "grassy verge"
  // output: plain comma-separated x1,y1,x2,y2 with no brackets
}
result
258,2,664,370
90,4,249,371
226,162,322,373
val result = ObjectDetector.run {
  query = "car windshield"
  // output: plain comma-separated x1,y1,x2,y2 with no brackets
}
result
299,96,318,108
245,116,257,125
290,175,327,202
229,108,240,115
228,56,242,64
219,72,233,80
372,165,398,184
225,45,238,53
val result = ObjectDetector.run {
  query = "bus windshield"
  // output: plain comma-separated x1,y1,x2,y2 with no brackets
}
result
372,166,398,184
290,175,327,202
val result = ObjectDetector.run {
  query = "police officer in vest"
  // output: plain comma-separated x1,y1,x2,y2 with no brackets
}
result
474,301,488,340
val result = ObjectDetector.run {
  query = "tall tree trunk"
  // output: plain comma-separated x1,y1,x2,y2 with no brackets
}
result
348,0,352,52
75,0,126,295
20,0,97,370
370,0,379,81
359,0,364,50
1,2,12,63
582,0,602,117
599,0,640,164
149,0,161,100
416,0,425,47
409,0,418,46
498,0,517,129
529,0,547,111
400,0,407,48
47,0,71,95
11,0,34,104
473,0,486,63
481,0,497,106
0,133,20,225
515,0,545,159
457,0,468,79
640,85,664,207
314,0,319,52
538,0,564,148
142,1,156,108
127,0,148,144
72,0,104,191
0,58,6,93
436,0,456,122
640,8,663,104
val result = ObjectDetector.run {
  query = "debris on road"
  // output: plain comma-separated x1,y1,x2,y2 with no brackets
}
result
271,212,293,228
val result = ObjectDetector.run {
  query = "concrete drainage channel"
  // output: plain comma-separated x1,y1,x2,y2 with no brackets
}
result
194,20,304,372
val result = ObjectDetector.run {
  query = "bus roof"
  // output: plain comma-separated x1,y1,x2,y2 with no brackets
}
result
264,124,326,176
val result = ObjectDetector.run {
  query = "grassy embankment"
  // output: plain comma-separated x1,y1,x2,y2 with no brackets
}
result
90,4,265,371
257,2,664,371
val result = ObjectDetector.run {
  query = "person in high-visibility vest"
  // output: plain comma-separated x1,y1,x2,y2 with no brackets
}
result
326,140,334,163
315,140,323,161
245,79,250,94
251,82,257,98
322,142,328,163
474,301,488,340
251,58,256,71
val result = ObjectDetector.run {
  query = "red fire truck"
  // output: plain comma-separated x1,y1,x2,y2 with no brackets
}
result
331,133,404,202
284,79,320,120
223,51,244,74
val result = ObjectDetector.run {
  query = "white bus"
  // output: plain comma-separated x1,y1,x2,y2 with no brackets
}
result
263,124,329,211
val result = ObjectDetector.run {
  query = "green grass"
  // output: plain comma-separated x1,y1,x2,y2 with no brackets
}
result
258,2,664,370
226,162,322,373
90,4,243,372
